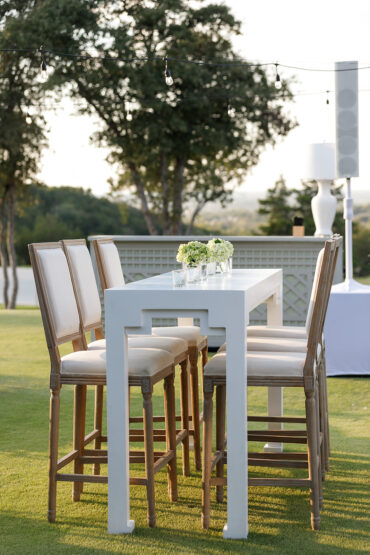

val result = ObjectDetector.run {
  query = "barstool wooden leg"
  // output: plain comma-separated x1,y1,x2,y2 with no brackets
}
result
318,362,325,479
306,389,321,531
202,384,214,529
142,387,156,528
73,384,86,500
93,385,104,475
164,373,178,501
189,347,201,471
48,387,60,523
180,359,190,476
321,350,331,467
315,387,323,510
216,384,226,503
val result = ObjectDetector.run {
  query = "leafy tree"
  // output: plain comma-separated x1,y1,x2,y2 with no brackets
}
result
14,185,136,264
258,177,344,236
0,4,47,308
353,225,370,277
258,176,295,235
48,0,296,234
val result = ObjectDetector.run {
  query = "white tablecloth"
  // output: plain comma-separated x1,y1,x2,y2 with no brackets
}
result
324,281,370,375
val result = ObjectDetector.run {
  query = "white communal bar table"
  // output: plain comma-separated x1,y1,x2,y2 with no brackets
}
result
105,268,283,539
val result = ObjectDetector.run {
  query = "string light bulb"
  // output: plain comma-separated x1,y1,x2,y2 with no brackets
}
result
125,100,132,121
164,57,173,86
227,103,236,118
25,101,32,124
39,46,48,81
274,63,282,90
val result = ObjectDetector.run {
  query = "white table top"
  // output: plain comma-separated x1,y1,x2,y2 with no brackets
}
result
119,268,281,292
107,269,282,317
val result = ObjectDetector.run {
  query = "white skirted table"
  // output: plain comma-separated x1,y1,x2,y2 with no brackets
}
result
325,280,370,375
105,268,283,539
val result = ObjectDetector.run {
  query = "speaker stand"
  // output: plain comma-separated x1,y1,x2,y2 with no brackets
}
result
334,177,369,292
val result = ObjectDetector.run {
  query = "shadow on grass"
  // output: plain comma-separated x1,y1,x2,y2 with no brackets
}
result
3,448,368,554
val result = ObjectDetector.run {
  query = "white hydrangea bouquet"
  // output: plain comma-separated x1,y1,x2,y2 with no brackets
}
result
207,238,234,262
176,241,209,266
176,239,234,281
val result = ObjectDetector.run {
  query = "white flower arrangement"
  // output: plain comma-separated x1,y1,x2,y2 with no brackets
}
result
207,238,234,263
176,241,209,266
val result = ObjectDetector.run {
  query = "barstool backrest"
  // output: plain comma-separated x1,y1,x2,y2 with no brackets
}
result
304,239,335,381
92,238,125,291
28,242,85,380
62,239,102,334
305,248,324,335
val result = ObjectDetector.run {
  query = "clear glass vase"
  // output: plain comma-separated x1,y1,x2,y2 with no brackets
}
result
227,256,233,274
200,262,208,282
185,264,201,283
207,261,216,275
216,260,228,274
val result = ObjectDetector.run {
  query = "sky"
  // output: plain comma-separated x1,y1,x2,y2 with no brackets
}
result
37,0,370,202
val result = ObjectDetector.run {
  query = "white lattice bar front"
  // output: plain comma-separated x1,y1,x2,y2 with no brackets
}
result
89,235,342,342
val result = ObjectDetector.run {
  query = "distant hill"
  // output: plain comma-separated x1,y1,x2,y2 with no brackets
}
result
194,188,370,235
15,184,151,264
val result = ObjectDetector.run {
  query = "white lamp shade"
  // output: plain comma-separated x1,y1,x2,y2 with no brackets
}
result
303,143,336,180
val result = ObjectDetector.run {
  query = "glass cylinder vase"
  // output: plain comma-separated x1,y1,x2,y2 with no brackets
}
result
207,261,216,275
185,264,201,283
200,262,208,282
216,260,228,274
227,256,233,274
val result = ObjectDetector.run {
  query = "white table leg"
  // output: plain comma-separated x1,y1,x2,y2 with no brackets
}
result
178,317,195,447
265,287,284,453
223,302,248,539
105,304,134,534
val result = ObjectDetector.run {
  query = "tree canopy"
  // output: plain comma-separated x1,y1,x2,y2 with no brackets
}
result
45,0,297,234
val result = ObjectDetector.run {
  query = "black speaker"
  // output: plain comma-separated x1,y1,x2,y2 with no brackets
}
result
335,61,359,178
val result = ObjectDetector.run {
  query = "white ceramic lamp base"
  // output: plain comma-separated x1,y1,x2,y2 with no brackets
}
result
311,180,337,237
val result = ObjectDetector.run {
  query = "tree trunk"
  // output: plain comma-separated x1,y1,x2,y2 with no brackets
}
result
128,162,158,235
160,151,170,234
6,183,18,309
172,157,185,235
186,201,206,235
0,190,9,309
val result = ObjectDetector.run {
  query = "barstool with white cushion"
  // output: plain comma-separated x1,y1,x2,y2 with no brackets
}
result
92,237,207,470
201,240,336,532
29,242,179,528
62,239,191,476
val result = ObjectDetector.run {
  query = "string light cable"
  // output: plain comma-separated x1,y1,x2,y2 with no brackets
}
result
1,46,370,73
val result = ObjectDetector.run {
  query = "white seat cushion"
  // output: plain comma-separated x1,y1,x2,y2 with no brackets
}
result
247,325,307,340
61,348,173,378
152,326,206,347
219,336,307,353
204,351,306,378
88,335,187,357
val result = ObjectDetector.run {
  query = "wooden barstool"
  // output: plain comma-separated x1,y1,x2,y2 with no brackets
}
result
62,238,191,476
201,239,335,531
29,242,178,527
92,237,208,470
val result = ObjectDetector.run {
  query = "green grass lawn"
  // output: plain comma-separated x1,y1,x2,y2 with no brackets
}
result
357,276,370,285
0,310,369,554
